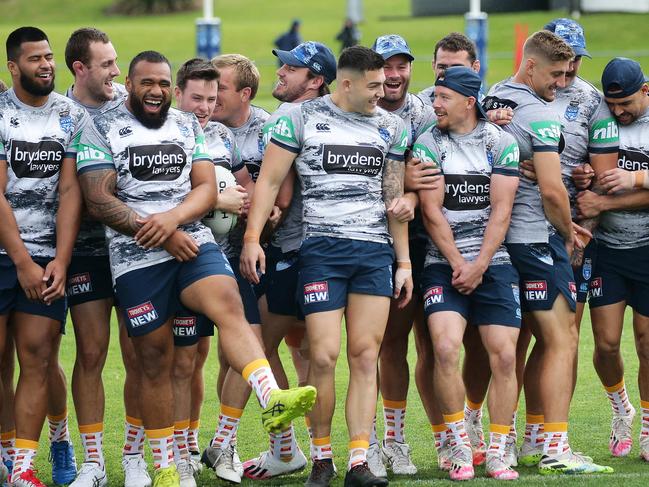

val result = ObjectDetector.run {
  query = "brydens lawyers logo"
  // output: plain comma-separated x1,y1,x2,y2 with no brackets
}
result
424,286,444,306
127,301,159,327
304,281,329,304
524,280,547,301
322,145,384,177
10,140,64,179
66,272,93,296
173,316,197,337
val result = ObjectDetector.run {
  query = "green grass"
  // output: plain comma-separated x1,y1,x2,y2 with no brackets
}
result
1,1,648,484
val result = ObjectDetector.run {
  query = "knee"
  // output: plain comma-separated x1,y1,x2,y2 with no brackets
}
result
635,332,649,362
489,348,517,376
349,346,379,376
433,339,461,370
76,345,107,372
594,337,621,357
310,347,339,373
136,343,172,378
173,353,196,381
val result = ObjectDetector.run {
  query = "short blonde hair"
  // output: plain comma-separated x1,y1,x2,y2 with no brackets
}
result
524,30,574,63
211,53,260,100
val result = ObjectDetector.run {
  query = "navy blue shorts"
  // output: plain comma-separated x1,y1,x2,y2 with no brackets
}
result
421,263,521,327
588,243,649,316
0,254,67,324
115,243,234,337
299,237,394,315
229,255,262,325
574,239,597,304
506,236,576,313
266,244,301,318
409,237,427,296
66,255,114,307
173,305,214,347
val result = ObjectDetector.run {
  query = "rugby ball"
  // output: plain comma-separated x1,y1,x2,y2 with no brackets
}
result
203,165,238,237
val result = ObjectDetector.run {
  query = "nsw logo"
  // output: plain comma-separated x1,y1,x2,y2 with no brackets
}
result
424,286,444,307
128,144,186,181
524,280,547,301
582,258,592,280
315,123,330,132
59,111,74,134
564,100,580,121
119,126,133,137
322,145,384,177
173,316,197,337
304,281,329,304
10,140,64,179
589,277,603,298
126,301,159,328
66,272,93,296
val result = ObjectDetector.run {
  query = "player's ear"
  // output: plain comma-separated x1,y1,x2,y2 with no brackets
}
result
240,86,252,102
72,60,85,77
125,75,132,93
7,60,18,77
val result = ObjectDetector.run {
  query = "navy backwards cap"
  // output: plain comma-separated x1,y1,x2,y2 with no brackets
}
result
544,18,590,58
601,57,649,98
371,34,415,62
272,41,337,84
435,66,488,119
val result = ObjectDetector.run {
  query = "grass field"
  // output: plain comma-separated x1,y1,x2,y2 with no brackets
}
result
1,0,649,485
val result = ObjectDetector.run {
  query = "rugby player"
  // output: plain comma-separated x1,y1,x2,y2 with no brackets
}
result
75,50,316,487
487,31,611,474
574,57,649,463
241,45,412,487
417,66,521,481
0,27,88,487
509,19,619,467
369,33,436,477
63,27,138,487
240,41,337,482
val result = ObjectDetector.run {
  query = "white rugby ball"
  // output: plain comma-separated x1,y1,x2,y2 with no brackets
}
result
203,165,238,237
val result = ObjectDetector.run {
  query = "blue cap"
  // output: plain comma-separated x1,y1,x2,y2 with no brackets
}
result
273,41,337,85
601,57,648,98
544,18,590,58
435,66,488,119
371,34,415,62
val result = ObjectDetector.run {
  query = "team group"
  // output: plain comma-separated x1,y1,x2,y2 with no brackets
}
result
0,14,648,487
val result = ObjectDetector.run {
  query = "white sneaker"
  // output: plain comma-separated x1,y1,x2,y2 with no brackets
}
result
189,452,202,474
366,442,387,478
70,462,107,487
201,445,241,484
176,460,196,487
518,440,543,467
610,406,635,457
436,440,452,472
242,446,307,480
640,434,649,462
122,454,152,487
503,435,518,467
230,444,244,477
0,463,8,486
381,440,417,475
486,453,519,480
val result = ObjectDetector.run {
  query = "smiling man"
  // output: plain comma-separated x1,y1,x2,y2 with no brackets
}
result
0,26,89,487
241,45,412,487
75,50,316,487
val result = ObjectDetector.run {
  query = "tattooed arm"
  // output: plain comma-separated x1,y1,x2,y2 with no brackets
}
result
383,157,412,306
78,169,141,237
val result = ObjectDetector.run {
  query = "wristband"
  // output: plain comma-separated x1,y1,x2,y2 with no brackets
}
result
396,260,412,269
635,170,647,189
243,233,259,244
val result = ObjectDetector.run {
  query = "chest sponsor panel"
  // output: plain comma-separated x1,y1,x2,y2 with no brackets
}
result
322,145,384,177
128,144,187,181
443,174,490,211
10,140,64,178
617,148,649,171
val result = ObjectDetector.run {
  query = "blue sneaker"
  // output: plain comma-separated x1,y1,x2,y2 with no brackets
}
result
49,440,77,484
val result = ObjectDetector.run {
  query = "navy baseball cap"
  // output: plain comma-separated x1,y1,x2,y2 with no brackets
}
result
601,57,649,98
544,18,591,58
435,66,488,119
371,34,415,62
273,41,337,84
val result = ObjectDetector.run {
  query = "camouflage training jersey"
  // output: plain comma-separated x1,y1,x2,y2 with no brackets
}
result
263,101,304,254
485,80,563,244
0,89,89,258
66,82,128,256
596,106,649,249
413,120,519,266
552,77,618,216
417,85,435,108
270,95,408,244
229,105,269,182
203,120,244,259
76,102,215,279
